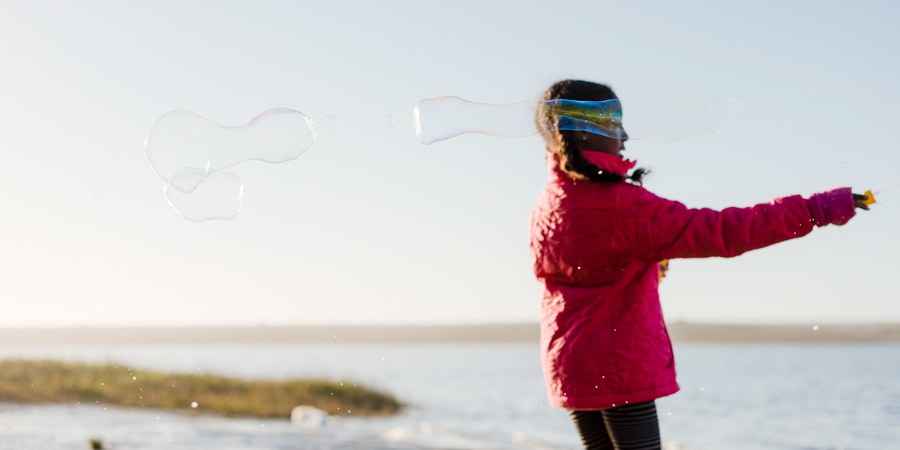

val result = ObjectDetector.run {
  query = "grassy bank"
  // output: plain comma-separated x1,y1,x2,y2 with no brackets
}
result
0,359,401,418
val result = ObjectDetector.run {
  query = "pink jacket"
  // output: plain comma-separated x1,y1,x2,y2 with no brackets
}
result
529,152,856,410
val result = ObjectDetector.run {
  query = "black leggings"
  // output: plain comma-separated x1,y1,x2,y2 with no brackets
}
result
569,401,661,450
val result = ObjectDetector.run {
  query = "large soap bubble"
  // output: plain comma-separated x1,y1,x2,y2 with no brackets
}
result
413,96,729,145
145,108,333,221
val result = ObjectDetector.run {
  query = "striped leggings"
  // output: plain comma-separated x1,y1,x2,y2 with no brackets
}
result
569,401,661,450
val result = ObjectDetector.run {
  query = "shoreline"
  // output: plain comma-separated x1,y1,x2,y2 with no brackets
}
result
2,323,900,345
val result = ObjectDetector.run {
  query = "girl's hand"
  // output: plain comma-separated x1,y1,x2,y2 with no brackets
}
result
852,193,871,210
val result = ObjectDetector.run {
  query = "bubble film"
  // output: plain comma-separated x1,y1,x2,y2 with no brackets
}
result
414,96,727,145
145,108,320,221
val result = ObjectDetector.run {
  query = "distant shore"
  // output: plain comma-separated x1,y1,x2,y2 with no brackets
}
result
2,323,900,345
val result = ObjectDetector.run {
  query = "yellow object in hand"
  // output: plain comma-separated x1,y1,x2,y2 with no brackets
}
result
862,190,876,205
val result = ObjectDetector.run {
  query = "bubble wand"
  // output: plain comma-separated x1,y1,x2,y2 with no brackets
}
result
860,182,900,206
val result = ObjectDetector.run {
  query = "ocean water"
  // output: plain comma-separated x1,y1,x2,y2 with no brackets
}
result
0,342,897,450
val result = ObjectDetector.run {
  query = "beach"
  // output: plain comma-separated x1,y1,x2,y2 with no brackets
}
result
1,326,898,449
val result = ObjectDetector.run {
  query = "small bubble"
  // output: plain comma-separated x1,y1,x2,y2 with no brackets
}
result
699,387,705,392
132,376,137,381
191,401,199,408
316,115,340,135
812,325,820,331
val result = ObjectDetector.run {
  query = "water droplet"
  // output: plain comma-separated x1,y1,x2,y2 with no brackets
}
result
132,376,137,381
812,325,820,331
191,401,199,408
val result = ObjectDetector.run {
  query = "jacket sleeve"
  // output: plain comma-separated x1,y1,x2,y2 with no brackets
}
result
617,187,856,261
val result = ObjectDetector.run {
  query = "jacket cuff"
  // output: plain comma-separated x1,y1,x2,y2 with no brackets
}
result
807,187,856,227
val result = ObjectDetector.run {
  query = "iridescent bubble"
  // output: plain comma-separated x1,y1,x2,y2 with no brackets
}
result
413,96,729,145
145,108,320,221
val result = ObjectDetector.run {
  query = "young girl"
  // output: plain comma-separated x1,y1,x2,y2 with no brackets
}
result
529,79,868,450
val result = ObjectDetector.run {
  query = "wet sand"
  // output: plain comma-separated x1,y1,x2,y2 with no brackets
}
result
2,322,900,345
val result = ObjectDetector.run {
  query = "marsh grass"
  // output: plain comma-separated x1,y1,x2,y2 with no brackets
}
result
0,359,401,418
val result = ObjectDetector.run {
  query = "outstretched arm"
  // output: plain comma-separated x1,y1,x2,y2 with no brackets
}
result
622,187,859,261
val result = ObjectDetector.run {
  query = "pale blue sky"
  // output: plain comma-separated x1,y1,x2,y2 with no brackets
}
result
1,0,898,326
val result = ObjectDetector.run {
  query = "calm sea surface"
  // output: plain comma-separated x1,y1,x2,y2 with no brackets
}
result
0,343,897,450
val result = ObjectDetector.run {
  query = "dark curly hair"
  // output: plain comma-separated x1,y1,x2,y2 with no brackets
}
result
536,79,647,185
